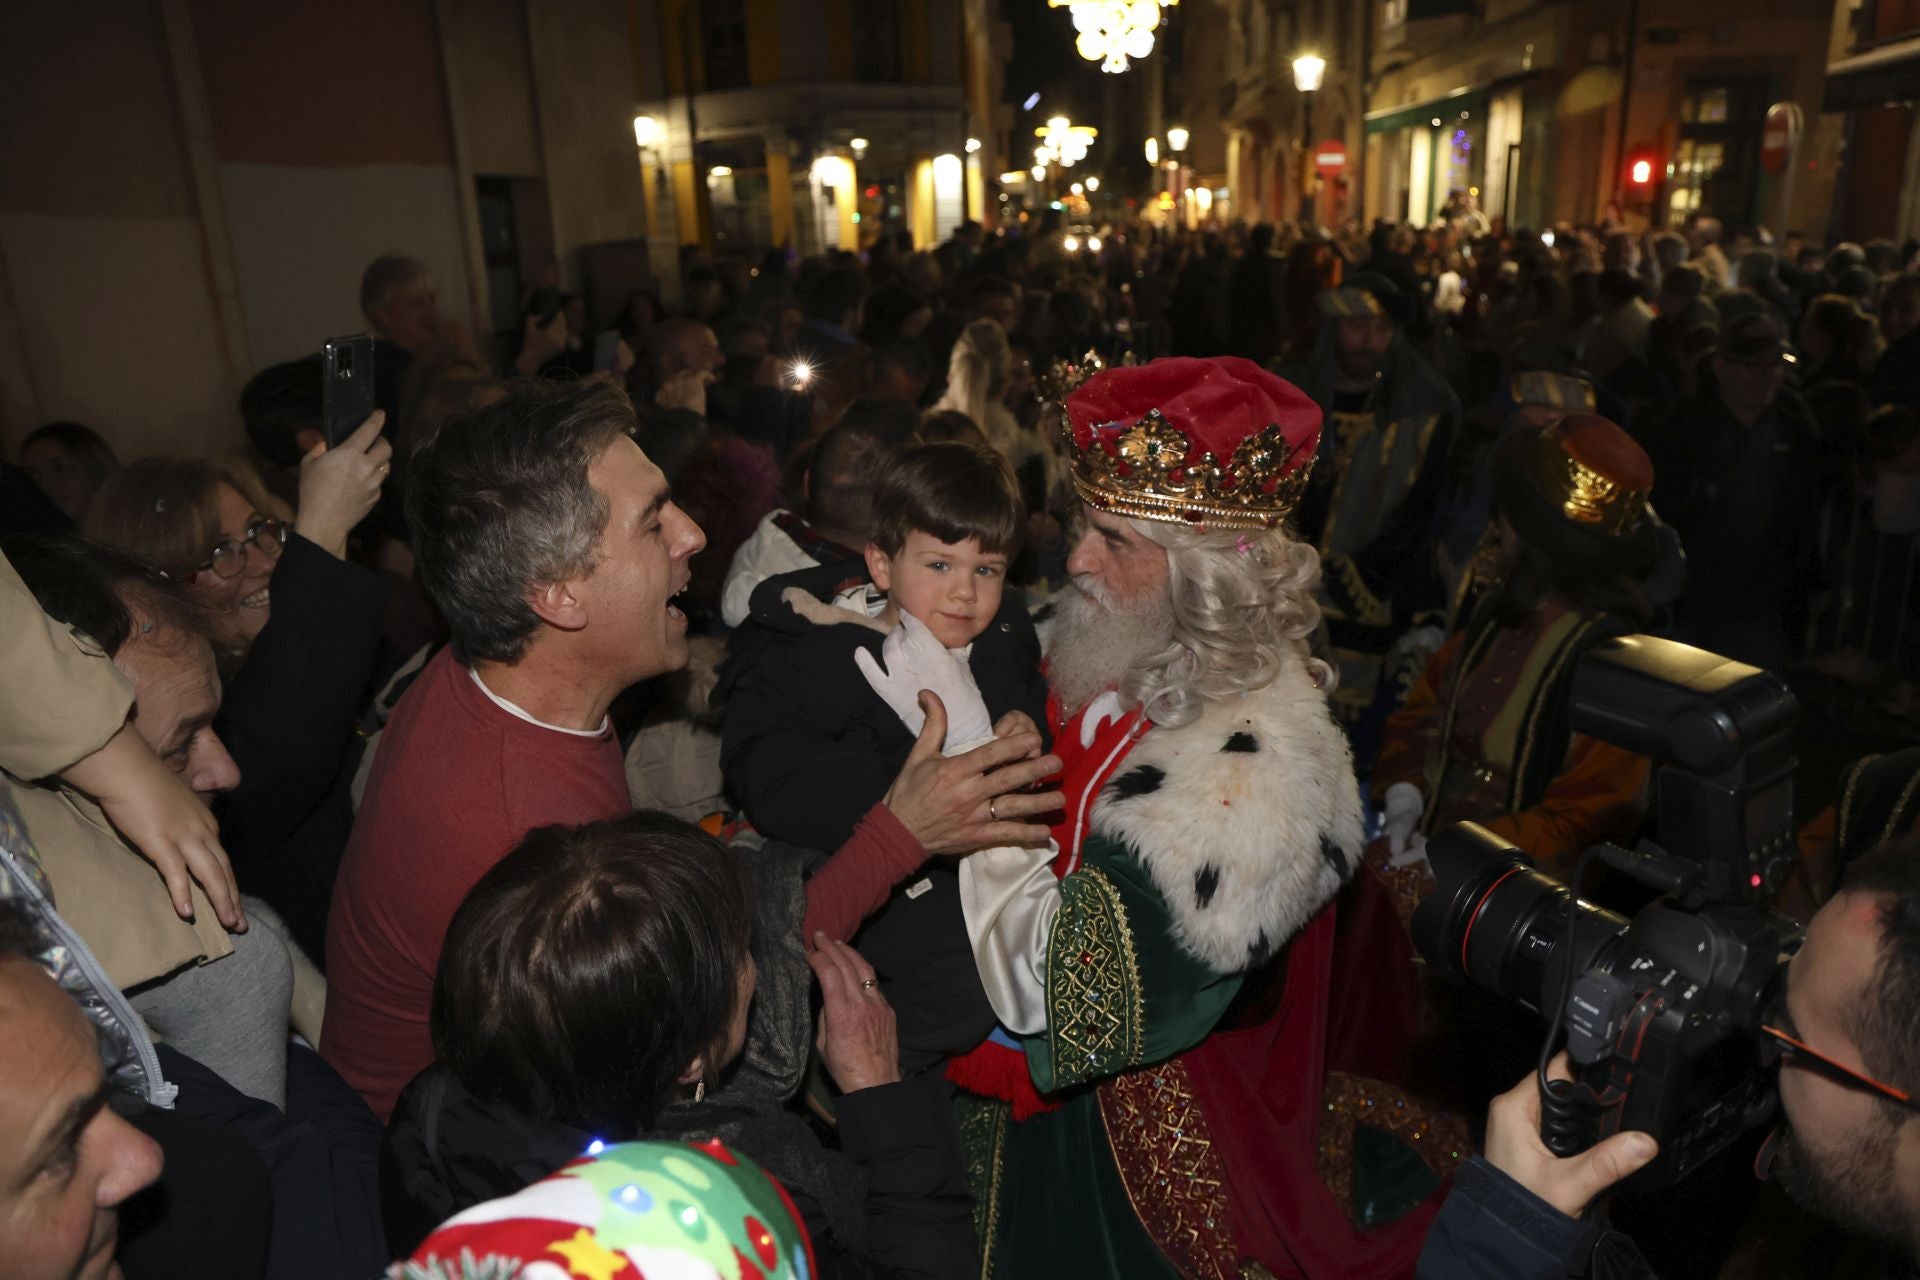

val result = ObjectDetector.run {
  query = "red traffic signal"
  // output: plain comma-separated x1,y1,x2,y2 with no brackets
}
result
1625,144,1658,192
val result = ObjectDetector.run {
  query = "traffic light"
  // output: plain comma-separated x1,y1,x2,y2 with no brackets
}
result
1625,144,1659,195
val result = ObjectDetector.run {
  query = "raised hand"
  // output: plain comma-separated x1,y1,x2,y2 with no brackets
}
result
296,410,392,558
62,724,246,932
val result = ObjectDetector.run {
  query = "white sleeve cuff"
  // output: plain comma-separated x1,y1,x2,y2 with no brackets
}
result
958,842,1062,1035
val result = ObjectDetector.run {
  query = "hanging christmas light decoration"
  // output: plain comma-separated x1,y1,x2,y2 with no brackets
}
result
1048,0,1176,74
1035,117,1099,170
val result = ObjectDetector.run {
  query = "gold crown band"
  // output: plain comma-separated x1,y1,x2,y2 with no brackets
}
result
1321,288,1386,318
1063,408,1315,529
1525,430,1648,535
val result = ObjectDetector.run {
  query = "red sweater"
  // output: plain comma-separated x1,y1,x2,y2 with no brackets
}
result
321,649,629,1119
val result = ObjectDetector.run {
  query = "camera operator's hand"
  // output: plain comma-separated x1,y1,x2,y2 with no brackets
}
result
1485,1053,1658,1219
1381,781,1424,856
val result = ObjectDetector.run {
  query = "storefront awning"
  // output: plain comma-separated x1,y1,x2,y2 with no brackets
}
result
1822,37,1920,112
1365,85,1489,136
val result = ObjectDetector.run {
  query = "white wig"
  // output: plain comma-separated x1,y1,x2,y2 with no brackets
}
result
1123,519,1328,729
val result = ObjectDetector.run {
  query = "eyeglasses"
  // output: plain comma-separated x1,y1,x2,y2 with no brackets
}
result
1760,1024,1920,1115
171,518,287,580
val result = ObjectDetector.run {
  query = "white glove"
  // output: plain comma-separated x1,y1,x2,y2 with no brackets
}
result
854,610,995,753
1381,781,1425,856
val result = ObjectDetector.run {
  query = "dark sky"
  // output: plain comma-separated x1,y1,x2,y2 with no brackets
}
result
1003,0,1107,122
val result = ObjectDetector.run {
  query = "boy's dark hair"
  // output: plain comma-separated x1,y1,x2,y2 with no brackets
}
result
1837,838,1920,1108
431,811,752,1139
4,532,208,658
869,441,1022,558
239,357,324,468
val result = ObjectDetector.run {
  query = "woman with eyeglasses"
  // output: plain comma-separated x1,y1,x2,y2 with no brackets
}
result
83,415,393,963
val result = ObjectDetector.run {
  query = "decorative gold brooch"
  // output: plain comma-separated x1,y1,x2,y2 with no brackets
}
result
1063,408,1315,529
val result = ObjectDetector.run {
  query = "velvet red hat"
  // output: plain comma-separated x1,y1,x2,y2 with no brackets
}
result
1063,356,1322,528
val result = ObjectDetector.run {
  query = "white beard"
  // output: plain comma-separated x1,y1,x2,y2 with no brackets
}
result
1045,577,1174,719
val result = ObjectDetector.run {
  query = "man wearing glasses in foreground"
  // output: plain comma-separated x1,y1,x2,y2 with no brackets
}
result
1421,837,1920,1277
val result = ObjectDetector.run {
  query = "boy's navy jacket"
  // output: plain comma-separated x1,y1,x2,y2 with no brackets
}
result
715,556,1051,1071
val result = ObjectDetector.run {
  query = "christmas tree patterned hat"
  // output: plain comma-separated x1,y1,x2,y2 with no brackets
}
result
392,1137,816,1280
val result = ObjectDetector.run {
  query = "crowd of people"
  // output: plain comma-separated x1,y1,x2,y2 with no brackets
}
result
2,203,1919,1280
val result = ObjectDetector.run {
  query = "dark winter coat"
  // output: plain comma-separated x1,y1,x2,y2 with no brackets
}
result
715,557,1050,1071
381,1067,978,1280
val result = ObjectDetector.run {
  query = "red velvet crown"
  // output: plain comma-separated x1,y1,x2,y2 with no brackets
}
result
1063,357,1322,528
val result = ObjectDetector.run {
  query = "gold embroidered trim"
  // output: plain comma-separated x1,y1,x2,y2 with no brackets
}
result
1316,1072,1471,1222
1508,616,1603,815
1323,552,1391,628
955,1095,1008,1280
1835,753,1881,846
1099,1061,1240,1280
1046,866,1145,1085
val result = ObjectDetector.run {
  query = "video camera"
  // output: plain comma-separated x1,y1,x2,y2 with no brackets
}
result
1411,636,1803,1190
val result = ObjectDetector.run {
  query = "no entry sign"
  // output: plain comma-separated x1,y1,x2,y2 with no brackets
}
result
1761,102,1802,176
1314,139,1347,177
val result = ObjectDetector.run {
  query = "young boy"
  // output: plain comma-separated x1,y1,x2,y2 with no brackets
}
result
717,441,1049,1071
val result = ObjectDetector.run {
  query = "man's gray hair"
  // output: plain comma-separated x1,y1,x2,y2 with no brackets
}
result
1124,519,1326,729
406,380,637,664
360,254,429,323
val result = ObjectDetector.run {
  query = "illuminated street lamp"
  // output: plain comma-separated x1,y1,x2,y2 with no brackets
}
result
966,137,982,153
632,115,660,147
1144,136,1159,165
1292,53,1326,222
1166,125,1189,153
1086,176,1100,192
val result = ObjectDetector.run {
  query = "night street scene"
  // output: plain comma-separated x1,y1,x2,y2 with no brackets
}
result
4,2,1920,1278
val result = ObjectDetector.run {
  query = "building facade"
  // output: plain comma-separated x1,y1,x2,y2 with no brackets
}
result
1,0,652,463
1819,0,1920,243
631,0,1006,270
1366,0,1848,235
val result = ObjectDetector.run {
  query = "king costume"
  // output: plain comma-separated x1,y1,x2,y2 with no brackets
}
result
950,358,1464,1279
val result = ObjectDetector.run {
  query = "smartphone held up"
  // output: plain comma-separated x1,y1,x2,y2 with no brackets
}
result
322,336,378,448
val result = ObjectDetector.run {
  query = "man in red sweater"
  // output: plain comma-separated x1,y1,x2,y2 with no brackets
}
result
323,380,1067,1120
323,382,705,1118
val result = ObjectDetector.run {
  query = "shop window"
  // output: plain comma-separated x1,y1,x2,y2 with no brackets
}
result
1665,77,1766,229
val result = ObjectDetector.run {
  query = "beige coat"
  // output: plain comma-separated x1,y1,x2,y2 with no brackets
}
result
1,554,232,988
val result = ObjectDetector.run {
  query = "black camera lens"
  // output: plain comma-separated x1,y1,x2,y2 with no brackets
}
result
1413,824,1629,1017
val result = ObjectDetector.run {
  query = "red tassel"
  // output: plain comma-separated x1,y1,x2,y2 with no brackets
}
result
946,1041,1061,1120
